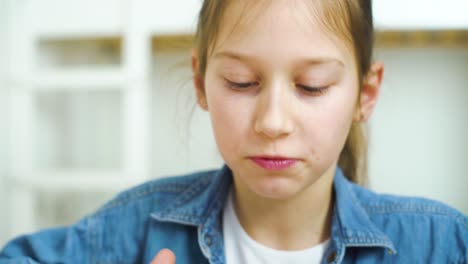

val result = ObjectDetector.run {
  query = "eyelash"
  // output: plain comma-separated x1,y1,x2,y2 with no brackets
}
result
224,79,258,90
296,84,328,95
224,79,328,95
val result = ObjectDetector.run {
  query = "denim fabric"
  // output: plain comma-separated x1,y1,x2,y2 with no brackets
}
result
1,165,467,263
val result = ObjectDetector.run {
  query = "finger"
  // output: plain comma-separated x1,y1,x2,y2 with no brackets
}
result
150,248,176,264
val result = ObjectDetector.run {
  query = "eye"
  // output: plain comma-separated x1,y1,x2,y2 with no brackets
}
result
224,78,258,90
297,84,328,95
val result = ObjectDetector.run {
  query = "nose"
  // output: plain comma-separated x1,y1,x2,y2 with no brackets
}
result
254,83,295,139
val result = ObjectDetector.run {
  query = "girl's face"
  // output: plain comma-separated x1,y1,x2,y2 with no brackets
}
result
194,0,380,200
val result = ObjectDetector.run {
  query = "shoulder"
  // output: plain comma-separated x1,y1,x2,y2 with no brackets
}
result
349,182,467,260
350,182,467,226
83,168,219,262
93,168,219,216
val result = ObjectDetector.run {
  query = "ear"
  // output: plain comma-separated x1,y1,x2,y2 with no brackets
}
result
192,49,209,111
353,61,384,122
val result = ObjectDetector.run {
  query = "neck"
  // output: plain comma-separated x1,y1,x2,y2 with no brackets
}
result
231,166,335,251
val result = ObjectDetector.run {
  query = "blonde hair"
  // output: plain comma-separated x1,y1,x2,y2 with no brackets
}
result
193,0,375,185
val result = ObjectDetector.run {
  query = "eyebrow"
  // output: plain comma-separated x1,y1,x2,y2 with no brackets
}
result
213,51,345,67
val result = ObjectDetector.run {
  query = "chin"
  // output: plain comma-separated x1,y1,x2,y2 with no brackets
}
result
247,177,303,200
230,159,327,200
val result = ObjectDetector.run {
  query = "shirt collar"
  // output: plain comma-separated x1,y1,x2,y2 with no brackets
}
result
332,167,396,252
151,165,395,252
150,165,232,226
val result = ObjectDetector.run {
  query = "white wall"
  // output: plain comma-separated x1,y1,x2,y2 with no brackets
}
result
150,50,223,177
0,0,10,247
369,48,468,214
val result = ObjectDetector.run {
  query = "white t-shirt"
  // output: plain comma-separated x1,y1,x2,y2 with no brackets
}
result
222,190,330,264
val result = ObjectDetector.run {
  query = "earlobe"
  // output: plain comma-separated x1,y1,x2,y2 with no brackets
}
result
191,49,209,111
354,61,384,122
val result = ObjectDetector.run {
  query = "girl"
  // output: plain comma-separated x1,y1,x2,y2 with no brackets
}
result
1,0,467,263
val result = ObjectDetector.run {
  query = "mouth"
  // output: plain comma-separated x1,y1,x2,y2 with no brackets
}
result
249,156,299,171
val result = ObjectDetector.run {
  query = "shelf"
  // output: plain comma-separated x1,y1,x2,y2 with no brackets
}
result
6,170,147,191
38,37,122,67
376,30,468,48
149,30,468,52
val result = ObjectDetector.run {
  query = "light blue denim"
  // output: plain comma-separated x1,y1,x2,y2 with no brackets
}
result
1,165,467,263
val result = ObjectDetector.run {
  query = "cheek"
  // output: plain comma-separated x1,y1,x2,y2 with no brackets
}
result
304,84,358,163
205,86,252,159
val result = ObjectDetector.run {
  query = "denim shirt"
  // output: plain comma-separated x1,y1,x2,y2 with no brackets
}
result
1,165,467,263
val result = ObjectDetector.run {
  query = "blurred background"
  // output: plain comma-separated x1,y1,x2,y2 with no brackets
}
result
0,0,467,246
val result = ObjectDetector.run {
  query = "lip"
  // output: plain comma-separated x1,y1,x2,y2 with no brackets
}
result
250,156,299,171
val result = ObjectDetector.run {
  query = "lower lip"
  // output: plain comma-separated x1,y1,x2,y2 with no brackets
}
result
250,158,298,171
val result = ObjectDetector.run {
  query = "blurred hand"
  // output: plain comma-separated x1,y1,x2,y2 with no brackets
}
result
150,248,176,264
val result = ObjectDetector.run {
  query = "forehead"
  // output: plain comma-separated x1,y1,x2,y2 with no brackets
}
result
211,0,354,67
